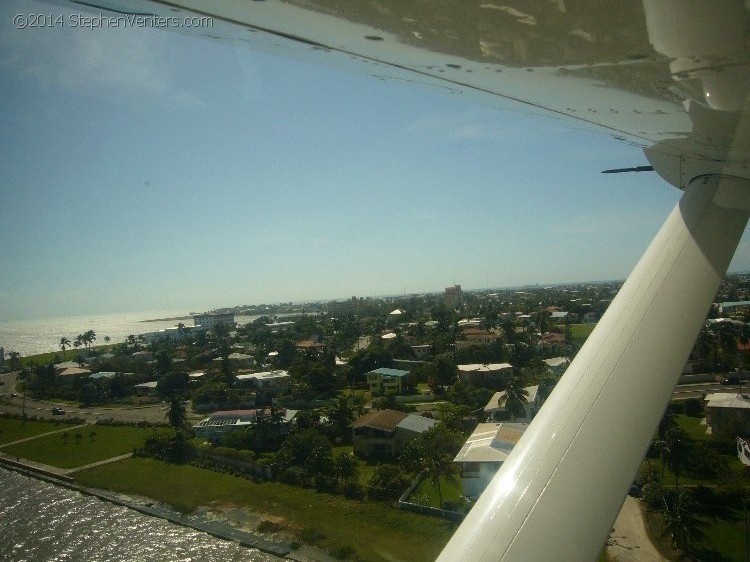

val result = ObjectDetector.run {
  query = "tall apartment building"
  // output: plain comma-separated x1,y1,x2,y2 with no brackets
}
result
444,284,463,309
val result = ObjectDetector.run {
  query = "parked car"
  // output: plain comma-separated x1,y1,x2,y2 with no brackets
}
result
52,407,65,415
721,377,740,386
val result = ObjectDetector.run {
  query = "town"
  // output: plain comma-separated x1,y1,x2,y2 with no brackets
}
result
2,276,750,561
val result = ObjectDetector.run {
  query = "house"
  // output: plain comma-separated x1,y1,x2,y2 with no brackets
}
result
411,345,431,359
295,339,325,353
543,357,570,376
133,381,158,396
484,385,540,422
236,370,291,393
351,409,437,459
456,363,513,387
704,392,750,435
454,422,529,499
455,329,500,350
366,367,410,394
57,367,91,382
540,332,566,345
89,371,116,380
193,408,297,441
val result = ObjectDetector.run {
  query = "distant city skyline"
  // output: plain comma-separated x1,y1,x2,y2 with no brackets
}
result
2,0,750,322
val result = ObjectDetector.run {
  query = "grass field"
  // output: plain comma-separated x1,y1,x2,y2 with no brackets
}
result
2,424,153,468
413,474,462,509
74,457,457,562
0,417,74,445
569,323,597,345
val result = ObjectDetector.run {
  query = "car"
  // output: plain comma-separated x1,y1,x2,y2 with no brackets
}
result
10,393,17,398
52,407,65,415
721,377,740,386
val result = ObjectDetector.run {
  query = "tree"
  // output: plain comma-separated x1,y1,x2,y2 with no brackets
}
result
324,394,359,443
59,337,71,360
658,426,690,489
504,376,529,420
661,490,705,556
8,351,21,372
334,451,359,489
425,453,457,509
167,395,187,433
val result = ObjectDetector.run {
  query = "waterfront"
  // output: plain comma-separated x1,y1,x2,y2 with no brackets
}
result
0,310,265,358
0,467,279,562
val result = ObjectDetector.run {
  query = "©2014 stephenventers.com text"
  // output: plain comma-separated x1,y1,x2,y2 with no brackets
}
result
12,12,214,30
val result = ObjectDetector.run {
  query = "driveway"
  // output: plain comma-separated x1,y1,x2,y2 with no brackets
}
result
607,496,666,561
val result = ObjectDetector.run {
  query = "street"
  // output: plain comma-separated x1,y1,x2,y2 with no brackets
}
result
0,372,202,424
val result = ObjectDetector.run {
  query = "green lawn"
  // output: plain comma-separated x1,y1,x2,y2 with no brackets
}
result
74,457,457,562
0,417,73,445
2,424,153,468
698,509,746,562
412,475,462,509
569,323,596,345
675,414,709,441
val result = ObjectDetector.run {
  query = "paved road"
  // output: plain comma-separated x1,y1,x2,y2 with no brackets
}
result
0,371,202,425
607,496,666,561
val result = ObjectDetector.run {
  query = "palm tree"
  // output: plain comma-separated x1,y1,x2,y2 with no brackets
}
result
504,376,529,420
334,451,359,489
83,330,96,352
659,426,690,489
59,337,71,360
661,490,705,556
425,453,457,509
167,395,187,434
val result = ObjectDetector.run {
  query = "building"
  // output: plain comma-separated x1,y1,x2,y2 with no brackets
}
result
453,422,529,499
540,332,566,345
133,381,158,396
193,312,235,331
543,357,570,376
455,329,500,350
193,408,298,441
351,409,437,459
456,363,513,387
444,284,463,309
484,385,540,422
328,296,359,316
236,370,291,392
366,367,410,394
704,392,750,435
141,325,202,344
411,345,431,359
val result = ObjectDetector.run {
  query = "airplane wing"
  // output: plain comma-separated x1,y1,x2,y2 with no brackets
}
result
49,0,750,559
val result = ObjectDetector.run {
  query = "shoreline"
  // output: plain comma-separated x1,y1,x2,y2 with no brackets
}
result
0,456,301,560
139,315,194,323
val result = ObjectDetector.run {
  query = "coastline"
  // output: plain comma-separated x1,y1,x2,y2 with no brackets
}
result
139,315,194,323
0,456,331,561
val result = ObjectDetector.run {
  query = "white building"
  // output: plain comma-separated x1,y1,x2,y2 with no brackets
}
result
456,363,513,387
193,312,235,330
454,422,529,499
484,385,540,422
236,370,291,392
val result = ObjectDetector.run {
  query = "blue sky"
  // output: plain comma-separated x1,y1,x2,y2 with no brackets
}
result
2,0,749,321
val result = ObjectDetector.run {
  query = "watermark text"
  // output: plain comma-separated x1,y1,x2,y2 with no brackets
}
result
13,12,214,30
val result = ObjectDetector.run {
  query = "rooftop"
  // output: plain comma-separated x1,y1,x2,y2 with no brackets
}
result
454,422,529,463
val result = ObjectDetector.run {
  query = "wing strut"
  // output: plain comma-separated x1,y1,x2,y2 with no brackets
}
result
438,175,750,561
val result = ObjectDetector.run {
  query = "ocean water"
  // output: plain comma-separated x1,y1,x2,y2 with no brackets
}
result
0,310,262,358
0,468,278,562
